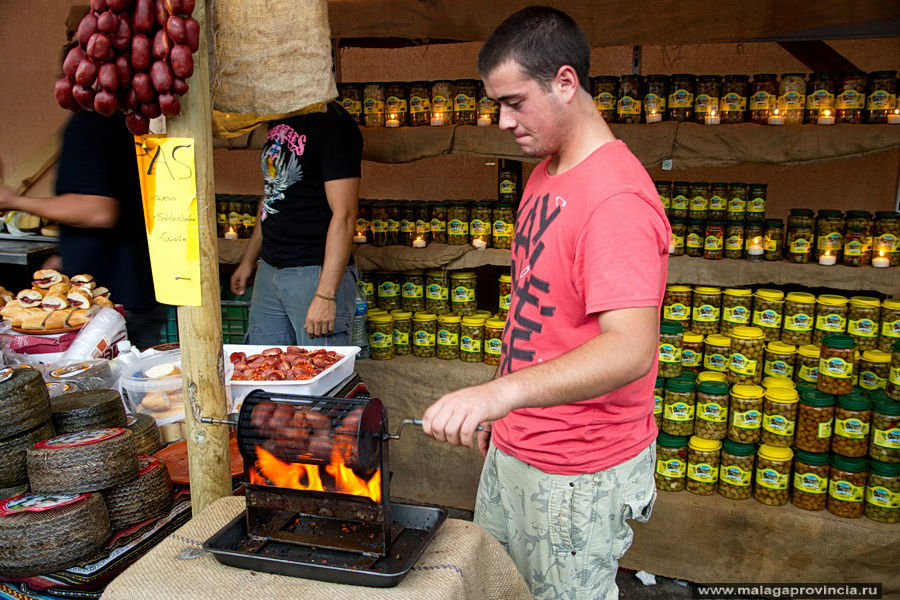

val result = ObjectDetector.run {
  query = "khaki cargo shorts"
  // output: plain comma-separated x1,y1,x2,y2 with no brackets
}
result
474,443,656,600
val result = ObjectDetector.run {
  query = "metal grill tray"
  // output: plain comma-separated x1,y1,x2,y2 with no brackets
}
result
203,502,448,587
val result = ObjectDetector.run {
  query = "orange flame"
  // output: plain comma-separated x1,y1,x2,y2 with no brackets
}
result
250,445,381,503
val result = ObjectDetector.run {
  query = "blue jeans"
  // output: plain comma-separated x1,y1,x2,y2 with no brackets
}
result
247,259,359,346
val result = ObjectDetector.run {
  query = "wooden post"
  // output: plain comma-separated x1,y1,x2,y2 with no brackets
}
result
169,0,231,515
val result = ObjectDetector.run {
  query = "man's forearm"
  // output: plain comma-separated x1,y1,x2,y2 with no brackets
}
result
239,207,264,266
1,193,118,228
316,213,354,297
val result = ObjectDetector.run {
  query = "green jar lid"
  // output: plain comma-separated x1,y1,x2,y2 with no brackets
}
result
845,210,873,219
795,449,830,466
669,218,686,225
821,333,855,349
655,376,665,387
764,218,784,226
706,220,726,227
870,460,900,478
846,225,866,232
665,379,696,393
697,381,729,396
790,208,815,217
830,454,868,473
875,211,899,219
894,340,900,352
817,209,843,218
866,389,890,402
799,390,835,407
672,371,698,383
656,432,689,448
874,398,900,416
796,381,817,392
722,439,756,456
836,394,872,411
660,320,684,334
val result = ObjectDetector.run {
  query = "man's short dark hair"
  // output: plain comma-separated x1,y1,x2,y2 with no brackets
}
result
477,6,590,92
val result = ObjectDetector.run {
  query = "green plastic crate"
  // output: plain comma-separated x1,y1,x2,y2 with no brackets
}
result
160,300,250,344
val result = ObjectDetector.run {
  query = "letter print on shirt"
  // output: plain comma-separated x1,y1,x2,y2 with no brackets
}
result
260,124,306,218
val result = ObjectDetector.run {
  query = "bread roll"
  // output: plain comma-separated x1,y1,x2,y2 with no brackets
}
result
44,309,75,330
47,282,71,296
66,308,91,327
93,296,113,308
41,294,69,310
16,288,45,307
71,274,96,290
66,289,92,308
32,269,67,289
91,287,110,299
20,308,52,330
0,300,21,318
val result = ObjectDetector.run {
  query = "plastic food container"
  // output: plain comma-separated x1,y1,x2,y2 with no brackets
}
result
224,345,360,408
119,350,185,426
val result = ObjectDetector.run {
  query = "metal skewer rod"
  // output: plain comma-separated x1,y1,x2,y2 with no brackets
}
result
384,419,484,440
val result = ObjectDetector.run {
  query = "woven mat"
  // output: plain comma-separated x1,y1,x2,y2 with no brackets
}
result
100,496,532,600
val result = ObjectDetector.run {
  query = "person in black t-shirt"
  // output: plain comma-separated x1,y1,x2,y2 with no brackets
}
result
230,101,363,345
0,111,165,349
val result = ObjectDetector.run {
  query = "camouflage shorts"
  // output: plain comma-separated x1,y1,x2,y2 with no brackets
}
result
474,443,657,600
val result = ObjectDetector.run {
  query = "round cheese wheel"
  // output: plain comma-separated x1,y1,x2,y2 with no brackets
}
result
0,421,55,488
103,456,173,529
51,389,127,434
0,367,51,439
27,428,138,493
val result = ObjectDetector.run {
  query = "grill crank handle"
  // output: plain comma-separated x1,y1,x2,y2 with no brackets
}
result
384,419,483,440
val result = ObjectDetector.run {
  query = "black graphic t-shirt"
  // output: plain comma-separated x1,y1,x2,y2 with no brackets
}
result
259,102,363,268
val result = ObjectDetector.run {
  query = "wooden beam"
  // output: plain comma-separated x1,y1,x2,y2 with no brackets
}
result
777,40,860,72
169,0,232,515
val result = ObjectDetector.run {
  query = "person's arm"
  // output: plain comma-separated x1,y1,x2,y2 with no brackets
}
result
304,177,359,337
230,199,264,296
0,186,118,228
422,305,659,449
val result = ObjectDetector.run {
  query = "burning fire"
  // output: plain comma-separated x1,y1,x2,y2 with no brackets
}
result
250,445,381,503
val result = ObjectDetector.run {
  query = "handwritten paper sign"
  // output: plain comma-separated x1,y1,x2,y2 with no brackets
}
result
134,136,201,306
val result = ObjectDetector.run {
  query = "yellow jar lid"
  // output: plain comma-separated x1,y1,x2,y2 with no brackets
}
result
883,298,900,310
697,371,728,383
450,271,477,279
861,350,891,363
797,344,820,359
755,288,785,302
425,269,447,277
666,285,692,293
849,296,880,308
390,310,412,319
786,292,816,303
763,376,796,390
764,387,799,403
368,314,394,323
438,314,461,324
367,308,387,315
693,286,722,295
766,341,796,354
731,384,764,399
461,316,484,326
475,310,493,317
705,334,731,347
758,444,793,462
817,294,848,306
724,288,752,297
413,312,437,322
485,318,506,329
689,436,722,452
683,332,704,344
730,326,765,340
499,274,511,283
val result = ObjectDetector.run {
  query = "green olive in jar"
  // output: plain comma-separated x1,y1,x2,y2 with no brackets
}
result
727,326,766,385
832,393,872,458
436,313,461,360
367,313,395,360
401,270,425,313
391,310,412,356
753,444,792,506
827,454,868,518
848,296,881,352
792,450,830,511
728,384,765,444
686,436,721,496
411,312,437,358
447,202,470,245
795,390,834,453
869,398,900,463
460,316,484,363
654,377,665,430
498,274,512,320
764,341,796,380
752,289,784,342
694,381,729,440
655,433,689,492
691,286,722,336
859,350,891,392
483,318,505,366
783,292,816,347
760,387,799,448
814,294,849,345
817,333,856,396
864,460,900,523
662,379,696,436
795,344,821,386
721,288,752,336
881,299,900,354
425,270,450,315
703,334,731,373
492,203,515,250
658,320,685,379
449,271,478,316
718,439,755,500
663,285,692,326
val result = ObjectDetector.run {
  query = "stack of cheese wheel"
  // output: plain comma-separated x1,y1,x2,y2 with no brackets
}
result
51,389,128,434
102,456,173,529
0,367,55,498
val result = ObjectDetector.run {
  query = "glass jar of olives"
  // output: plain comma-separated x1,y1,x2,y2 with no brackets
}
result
777,73,806,124
483,318,505,366
727,183,747,222
658,320,685,379
761,387,799,448
721,288,752,337
890,339,900,400
796,390,835,453
689,182,709,221
706,182,728,221
363,83,386,127
747,184,766,222
881,300,900,353
430,203,447,244
453,79,478,125
848,296,881,352
792,450,830,511
827,454,868,518
686,436,721,495
492,203,514,250
367,313,395,360
436,313,461,360
724,223,744,260
401,270,425,313
864,459,900,523
728,326,766,385
703,221,725,260
496,273,512,320
669,219,686,256
782,292,815,347
795,344,820,386
818,333,856,395
694,75,722,123
667,74,695,121
764,341,796,380
424,270,450,315
643,75,669,122
704,334,731,373
386,203,400,245
447,202,470,245
398,204,416,246
727,384,765,444
655,432,689,492
787,208,815,263
477,82,499,124
718,439,755,500
749,74,778,124
752,289,784,342
694,381,729,440
763,219,784,261
805,72,836,123
408,81,431,127
866,70,898,124
843,226,870,267
415,205,431,243
470,201,493,247
870,398,900,463
412,312,437,358
816,209,845,261
654,377,665,430
663,379,696,436
376,271,401,311
592,76,618,122
859,350,891,392
753,444,792,506
663,285,692,327
874,211,900,267
616,75,643,124
655,180,672,215
670,181,690,220
391,310,412,356
685,220,705,258
719,75,749,123
460,316,484,363
832,393,872,458
815,294,849,344
681,331,704,374
385,82,408,126
449,271,478,316
691,286,722,335
835,72,867,124
339,83,364,125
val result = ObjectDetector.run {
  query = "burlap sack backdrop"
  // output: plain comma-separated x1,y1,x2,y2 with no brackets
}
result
211,0,336,136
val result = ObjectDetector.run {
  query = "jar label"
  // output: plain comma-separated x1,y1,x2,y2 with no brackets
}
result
720,93,747,113
430,218,446,232
664,401,694,421
784,313,812,332
400,219,415,233
228,211,241,226
356,217,369,231
829,479,864,502
876,233,897,252
437,330,459,346
720,464,751,486
594,92,616,111
728,197,746,213
789,237,811,254
659,195,670,209
369,332,392,348
409,95,430,114
499,293,511,310
697,401,726,423
460,336,482,353
798,364,819,383
470,219,490,236
817,420,833,439
682,349,702,368
806,89,834,110
834,417,869,439
749,91,775,111
386,96,407,112
479,97,498,115
686,232,703,249
413,330,435,346
690,196,708,211
654,395,663,415
694,94,718,114
451,285,476,303
692,304,720,322
815,313,845,332
672,234,685,249
454,94,476,112
866,90,896,111
393,330,410,346
882,319,900,339
848,318,877,337
873,427,900,449
426,284,448,301
379,282,399,298
668,89,693,108
764,360,793,379
762,413,795,436
794,471,827,494
705,352,727,372
485,338,502,355
688,462,717,483
725,235,744,251
709,195,727,211
891,366,900,385
402,283,424,299
372,219,387,233
493,220,512,237
819,356,852,379
341,98,362,116
364,99,384,115
704,235,722,251
387,218,399,232
415,219,430,235
656,458,686,478
732,409,761,429
835,90,865,110
729,353,758,376
756,467,788,490
859,371,886,391
617,96,641,116
448,219,469,236
659,343,683,363
243,213,255,228
764,236,778,252
362,281,374,298
663,303,689,321
817,232,843,250
748,197,766,214
431,95,449,110
217,213,227,224
672,195,689,209
644,93,666,113
866,485,900,509
778,91,805,110
753,309,782,329
844,239,864,256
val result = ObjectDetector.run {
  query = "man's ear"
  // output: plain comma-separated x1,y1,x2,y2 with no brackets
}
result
554,65,579,102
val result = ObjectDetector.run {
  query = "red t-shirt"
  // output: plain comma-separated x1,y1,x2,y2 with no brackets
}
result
492,140,671,475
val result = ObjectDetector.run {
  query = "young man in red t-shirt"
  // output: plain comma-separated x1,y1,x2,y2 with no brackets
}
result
422,7,671,599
